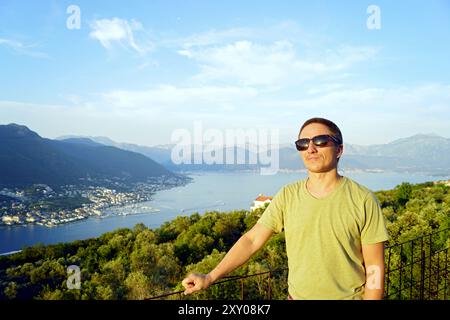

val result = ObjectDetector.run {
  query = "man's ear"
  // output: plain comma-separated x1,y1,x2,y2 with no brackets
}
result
337,144,344,159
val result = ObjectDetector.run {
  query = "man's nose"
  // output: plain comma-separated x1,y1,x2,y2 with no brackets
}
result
306,142,317,153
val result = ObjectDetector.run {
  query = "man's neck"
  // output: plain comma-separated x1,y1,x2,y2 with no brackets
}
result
306,170,342,198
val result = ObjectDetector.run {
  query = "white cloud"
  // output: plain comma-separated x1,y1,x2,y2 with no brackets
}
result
179,40,295,86
175,21,313,50
89,18,153,55
0,38,47,58
171,21,378,87
178,39,379,86
178,27,256,49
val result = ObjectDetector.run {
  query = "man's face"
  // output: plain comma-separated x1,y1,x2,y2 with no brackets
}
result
298,123,343,173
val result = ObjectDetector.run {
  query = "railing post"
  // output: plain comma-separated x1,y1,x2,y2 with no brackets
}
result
428,234,433,299
436,252,440,299
410,241,414,299
420,249,426,300
399,244,403,299
386,247,392,299
445,248,448,300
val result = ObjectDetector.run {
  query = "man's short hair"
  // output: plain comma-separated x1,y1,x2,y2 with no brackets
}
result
299,117,343,145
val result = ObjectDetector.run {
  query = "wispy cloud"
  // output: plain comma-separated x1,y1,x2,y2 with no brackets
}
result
171,20,378,87
177,27,257,49
178,40,378,86
89,18,153,55
0,38,47,58
175,21,314,49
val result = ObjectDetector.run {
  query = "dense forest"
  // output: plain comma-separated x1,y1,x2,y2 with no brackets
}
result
0,181,449,300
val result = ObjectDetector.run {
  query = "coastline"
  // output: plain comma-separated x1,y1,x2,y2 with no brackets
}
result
2,170,448,229
0,250,22,256
0,174,193,228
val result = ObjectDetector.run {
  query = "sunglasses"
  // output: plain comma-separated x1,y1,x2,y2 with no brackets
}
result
295,134,341,151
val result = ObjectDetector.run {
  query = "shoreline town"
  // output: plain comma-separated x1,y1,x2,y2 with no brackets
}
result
0,175,191,228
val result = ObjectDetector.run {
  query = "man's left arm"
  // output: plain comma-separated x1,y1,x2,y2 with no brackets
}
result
362,242,385,300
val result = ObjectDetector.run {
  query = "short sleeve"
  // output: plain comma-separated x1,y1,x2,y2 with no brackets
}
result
361,192,390,245
257,186,286,234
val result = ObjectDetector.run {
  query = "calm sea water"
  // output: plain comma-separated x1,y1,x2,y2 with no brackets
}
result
0,171,448,254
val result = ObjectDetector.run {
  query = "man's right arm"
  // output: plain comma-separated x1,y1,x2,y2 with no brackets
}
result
182,223,274,295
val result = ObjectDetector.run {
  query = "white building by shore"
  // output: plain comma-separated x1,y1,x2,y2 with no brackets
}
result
250,194,272,211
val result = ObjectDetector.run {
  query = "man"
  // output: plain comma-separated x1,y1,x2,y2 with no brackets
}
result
182,117,389,300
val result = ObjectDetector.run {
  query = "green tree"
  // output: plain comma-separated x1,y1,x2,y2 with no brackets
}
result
212,212,244,249
99,257,128,299
4,282,18,299
395,182,413,207
130,243,157,275
125,271,151,300
96,285,115,300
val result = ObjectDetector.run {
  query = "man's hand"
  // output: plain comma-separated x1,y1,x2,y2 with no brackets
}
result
181,224,274,296
181,273,213,295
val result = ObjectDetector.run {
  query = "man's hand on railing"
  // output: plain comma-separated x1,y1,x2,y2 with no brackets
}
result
181,225,275,296
181,273,214,295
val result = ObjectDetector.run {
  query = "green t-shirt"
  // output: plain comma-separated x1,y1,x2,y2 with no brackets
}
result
257,176,389,300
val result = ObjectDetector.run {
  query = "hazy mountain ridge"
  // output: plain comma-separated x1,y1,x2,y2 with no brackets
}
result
56,133,450,175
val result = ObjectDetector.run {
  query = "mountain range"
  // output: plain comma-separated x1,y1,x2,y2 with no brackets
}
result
0,124,176,189
1,123,447,190
57,132,450,175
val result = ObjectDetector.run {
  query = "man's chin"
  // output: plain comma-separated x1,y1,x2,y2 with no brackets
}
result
305,165,334,173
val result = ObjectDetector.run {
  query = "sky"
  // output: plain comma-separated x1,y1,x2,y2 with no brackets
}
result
0,0,450,147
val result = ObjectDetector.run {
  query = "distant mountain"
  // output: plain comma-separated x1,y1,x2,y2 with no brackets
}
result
57,133,450,175
57,136,263,171
59,137,104,147
58,135,174,166
0,124,176,188
344,134,450,173
278,134,450,174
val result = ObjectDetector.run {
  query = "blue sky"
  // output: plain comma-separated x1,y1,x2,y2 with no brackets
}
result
0,0,449,146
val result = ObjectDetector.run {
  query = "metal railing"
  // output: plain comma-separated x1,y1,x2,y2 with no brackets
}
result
384,227,449,299
146,228,450,300
145,268,288,300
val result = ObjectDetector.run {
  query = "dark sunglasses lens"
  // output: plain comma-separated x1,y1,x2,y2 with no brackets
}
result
295,139,309,151
313,135,330,147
